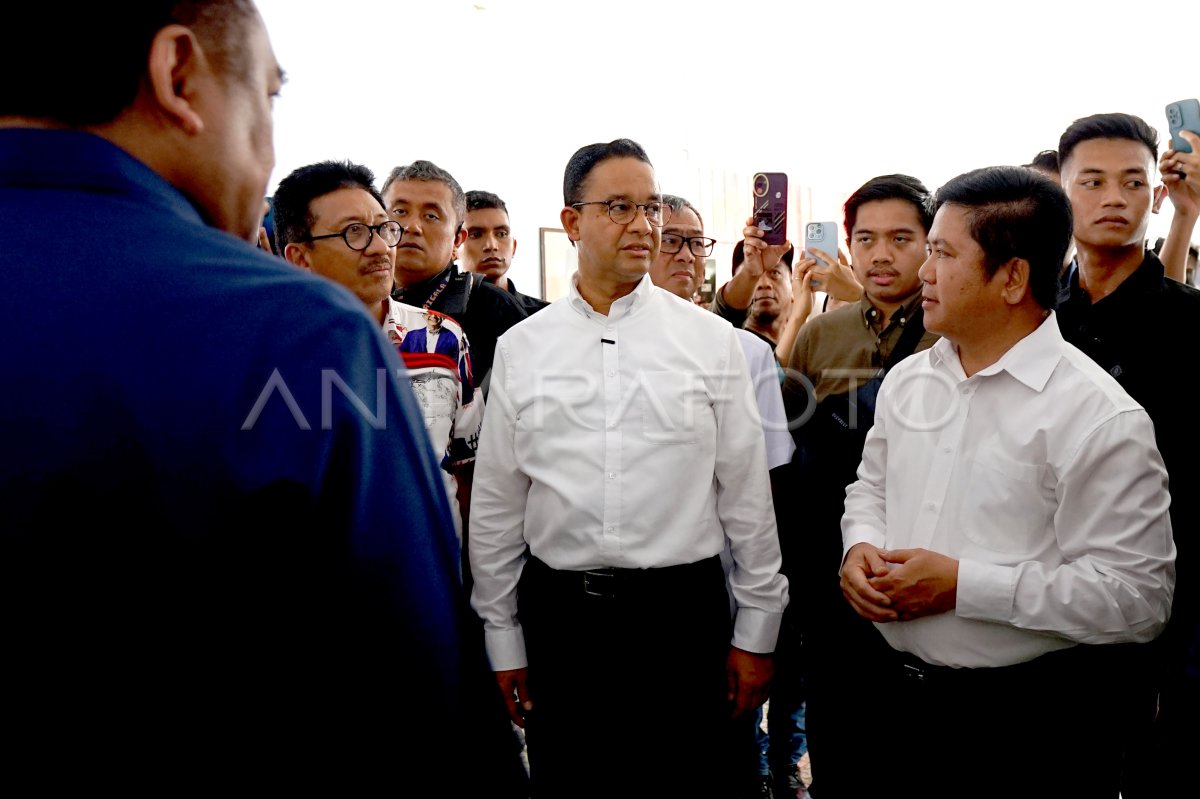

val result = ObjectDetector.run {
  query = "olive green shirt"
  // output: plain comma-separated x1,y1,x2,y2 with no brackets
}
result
783,296,938,407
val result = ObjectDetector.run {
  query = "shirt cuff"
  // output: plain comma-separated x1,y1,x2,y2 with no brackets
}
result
732,607,783,654
955,558,1016,624
483,624,528,672
842,524,886,560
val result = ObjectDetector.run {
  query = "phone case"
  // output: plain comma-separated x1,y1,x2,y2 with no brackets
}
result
1167,99,1200,153
752,172,788,245
804,221,840,262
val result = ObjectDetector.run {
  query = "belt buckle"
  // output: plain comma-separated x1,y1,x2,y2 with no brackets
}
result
582,569,616,598
902,662,927,682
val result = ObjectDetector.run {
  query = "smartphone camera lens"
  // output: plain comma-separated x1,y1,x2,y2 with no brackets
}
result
753,174,769,197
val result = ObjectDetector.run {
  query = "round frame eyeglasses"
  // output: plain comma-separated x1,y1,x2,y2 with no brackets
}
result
570,199,672,227
303,220,404,251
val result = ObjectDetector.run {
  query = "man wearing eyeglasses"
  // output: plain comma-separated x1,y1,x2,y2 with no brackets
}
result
383,161,528,394
652,194,805,798
273,160,484,542
470,139,788,798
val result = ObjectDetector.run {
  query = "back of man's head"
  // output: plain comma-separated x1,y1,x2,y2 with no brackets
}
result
1,1,258,126
932,165,1072,311
272,160,381,249
382,160,466,226
1025,149,1060,176
843,174,933,240
466,190,508,216
563,138,652,206
1058,113,1159,169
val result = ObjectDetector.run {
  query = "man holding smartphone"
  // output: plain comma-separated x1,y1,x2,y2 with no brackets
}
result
1054,112,1200,797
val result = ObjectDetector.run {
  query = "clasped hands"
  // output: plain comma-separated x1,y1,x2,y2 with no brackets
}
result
839,542,959,623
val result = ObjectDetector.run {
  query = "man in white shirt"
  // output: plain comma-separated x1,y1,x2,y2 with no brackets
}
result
470,139,789,798
840,165,1175,798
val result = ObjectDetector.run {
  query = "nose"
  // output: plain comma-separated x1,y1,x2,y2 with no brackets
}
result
484,233,499,252
628,205,653,234
674,243,695,264
917,252,934,283
365,226,391,256
871,240,894,266
1102,183,1128,207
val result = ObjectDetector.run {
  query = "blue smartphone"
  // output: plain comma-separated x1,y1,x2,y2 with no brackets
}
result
1166,99,1200,154
804,221,839,291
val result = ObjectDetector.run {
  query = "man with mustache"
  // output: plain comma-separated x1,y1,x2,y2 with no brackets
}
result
841,164,1174,798
383,161,528,393
1055,112,1200,797
462,189,549,315
778,174,938,795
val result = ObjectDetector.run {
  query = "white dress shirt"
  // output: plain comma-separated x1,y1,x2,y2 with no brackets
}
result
470,273,789,671
843,313,1175,668
735,329,795,471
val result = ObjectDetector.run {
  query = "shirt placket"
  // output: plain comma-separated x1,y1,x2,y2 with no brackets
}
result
911,374,970,550
600,319,622,559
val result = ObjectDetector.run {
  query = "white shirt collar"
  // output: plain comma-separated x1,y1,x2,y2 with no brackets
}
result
567,271,655,321
929,311,1063,392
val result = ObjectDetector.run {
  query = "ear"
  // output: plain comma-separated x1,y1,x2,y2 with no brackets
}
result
1152,183,1168,214
511,238,519,259
145,24,211,136
283,242,311,270
561,207,581,242
998,257,1031,305
453,224,468,250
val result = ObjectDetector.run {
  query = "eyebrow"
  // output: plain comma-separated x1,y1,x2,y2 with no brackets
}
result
853,226,918,235
1077,167,1149,176
468,224,510,232
327,211,387,228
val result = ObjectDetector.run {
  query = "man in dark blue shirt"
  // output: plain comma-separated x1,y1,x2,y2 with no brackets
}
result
0,2,524,791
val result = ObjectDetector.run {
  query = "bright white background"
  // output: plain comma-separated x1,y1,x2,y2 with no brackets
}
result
257,0,1200,296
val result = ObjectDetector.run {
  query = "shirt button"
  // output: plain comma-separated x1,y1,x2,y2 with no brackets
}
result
925,502,938,511
607,526,615,534
942,447,952,454
607,370,615,377
607,472,616,480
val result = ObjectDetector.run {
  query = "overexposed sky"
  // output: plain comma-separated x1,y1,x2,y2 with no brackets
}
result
257,0,1200,293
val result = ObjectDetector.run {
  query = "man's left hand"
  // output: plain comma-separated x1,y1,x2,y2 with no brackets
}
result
726,646,773,718
868,548,959,620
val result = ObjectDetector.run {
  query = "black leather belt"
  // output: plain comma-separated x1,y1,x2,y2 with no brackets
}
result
525,555,720,600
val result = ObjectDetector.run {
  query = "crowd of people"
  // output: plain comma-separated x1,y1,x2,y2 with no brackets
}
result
4,2,1200,798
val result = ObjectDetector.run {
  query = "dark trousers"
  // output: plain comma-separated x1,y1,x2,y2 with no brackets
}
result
802,595,895,797
519,555,736,799
884,644,1129,799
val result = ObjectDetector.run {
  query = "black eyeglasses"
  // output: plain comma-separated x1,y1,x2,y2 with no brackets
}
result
570,199,672,227
303,220,403,251
660,233,717,257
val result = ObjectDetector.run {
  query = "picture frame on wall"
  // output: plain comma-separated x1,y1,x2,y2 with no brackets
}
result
539,227,577,303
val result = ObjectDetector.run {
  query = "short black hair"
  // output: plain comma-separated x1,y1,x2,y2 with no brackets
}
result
381,160,466,227
272,160,382,249
562,139,653,206
0,0,258,125
931,165,1072,311
465,190,509,216
1026,150,1060,174
843,174,933,241
1058,113,1159,170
